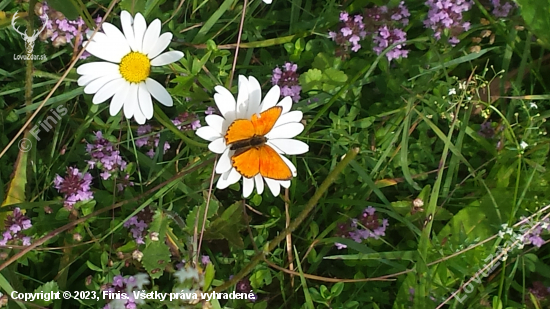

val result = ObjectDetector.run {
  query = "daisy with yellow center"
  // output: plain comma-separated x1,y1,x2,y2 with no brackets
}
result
77,11,183,124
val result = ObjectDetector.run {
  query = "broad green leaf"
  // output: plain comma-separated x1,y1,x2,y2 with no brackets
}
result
516,0,550,48
143,209,171,279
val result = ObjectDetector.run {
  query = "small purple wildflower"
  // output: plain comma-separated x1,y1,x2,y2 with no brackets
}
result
172,112,202,131
519,217,550,248
86,131,133,191
329,11,367,56
35,2,103,59
235,277,257,302
478,122,495,138
135,125,170,159
526,281,550,305
201,255,211,265
424,0,473,45
271,62,302,102
491,0,516,18
205,106,216,115
123,208,154,245
103,274,149,309
0,208,33,246
53,167,94,209
364,2,410,61
334,206,389,249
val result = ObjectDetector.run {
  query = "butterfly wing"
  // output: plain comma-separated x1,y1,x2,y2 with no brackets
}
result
259,144,292,180
225,119,255,145
251,106,282,136
231,147,261,178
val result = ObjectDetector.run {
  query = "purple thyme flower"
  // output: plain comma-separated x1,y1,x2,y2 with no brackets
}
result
205,106,216,115
172,112,202,131
519,217,550,248
329,11,367,56
135,125,170,159
123,208,154,245
86,132,133,191
35,2,103,59
86,131,127,178
478,122,496,138
334,206,389,249
271,62,302,102
364,2,410,61
424,0,473,45
103,274,149,309
491,0,516,18
53,167,94,209
0,208,33,246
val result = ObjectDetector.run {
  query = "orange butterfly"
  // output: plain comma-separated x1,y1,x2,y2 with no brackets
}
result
224,106,292,180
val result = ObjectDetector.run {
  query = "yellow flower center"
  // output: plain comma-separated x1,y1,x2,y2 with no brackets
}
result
119,52,151,83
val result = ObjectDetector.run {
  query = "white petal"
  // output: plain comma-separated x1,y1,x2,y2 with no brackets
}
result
84,73,121,94
133,13,147,52
138,82,154,119
123,83,139,118
78,74,103,87
208,137,227,154
215,147,232,173
205,115,225,134
150,51,184,66
77,62,119,75
280,155,297,177
120,11,137,50
92,78,125,104
254,174,264,195
145,78,172,106
242,177,255,198
267,139,308,155
280,180,291,188
277,96,292,114
235,75,249,119
110,82,130,116
264,178,281,197
101,22,131,54
142,19,161,55
217,168,241,189
83,39,127,63
214,86,236,121
274,111,303,128
147,33,173,59
247,76,262,118
260,85,280,112
263,0,272,3
133,106,146,124
196,128,222,142
265,123,304,139
84,31,109,44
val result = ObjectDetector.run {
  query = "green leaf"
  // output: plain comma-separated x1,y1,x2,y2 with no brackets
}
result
203,202,248,249
143,209,171,279
516,0,550,48
47,0,80,20
86,261,103,272
119,0,146,14
32,281,59,306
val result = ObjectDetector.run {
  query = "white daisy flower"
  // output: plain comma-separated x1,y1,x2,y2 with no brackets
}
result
77,11,184,124
196,76,308,198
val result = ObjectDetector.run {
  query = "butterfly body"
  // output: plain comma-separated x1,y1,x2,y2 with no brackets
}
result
230,135,268,152
224,106,292,181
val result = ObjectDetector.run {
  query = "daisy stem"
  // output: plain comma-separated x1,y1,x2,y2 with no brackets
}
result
213,147,360,293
